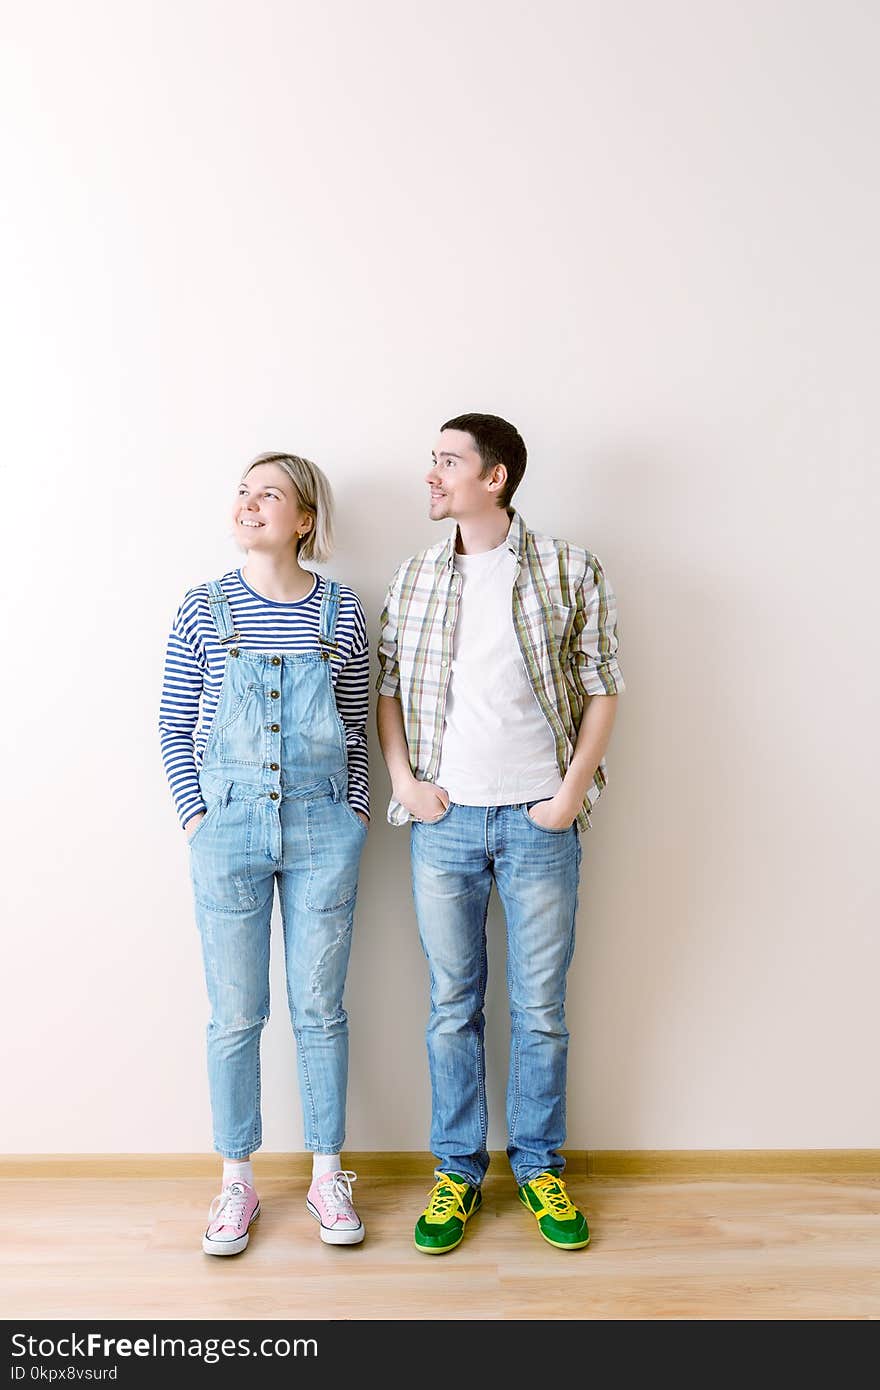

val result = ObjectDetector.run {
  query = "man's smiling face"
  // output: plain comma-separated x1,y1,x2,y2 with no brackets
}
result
424,428,504,522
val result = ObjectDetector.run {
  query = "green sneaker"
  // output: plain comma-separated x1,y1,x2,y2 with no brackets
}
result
414,1171,482,1254
517,1172,590,1250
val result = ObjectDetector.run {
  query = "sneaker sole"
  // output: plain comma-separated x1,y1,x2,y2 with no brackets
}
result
414,1195,481,1254
306,1200,365,1245
414,1232,464,1254
202,1203,261,1256
536,1230,591,1250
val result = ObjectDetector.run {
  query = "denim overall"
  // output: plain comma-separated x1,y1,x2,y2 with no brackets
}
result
188,578,367,1160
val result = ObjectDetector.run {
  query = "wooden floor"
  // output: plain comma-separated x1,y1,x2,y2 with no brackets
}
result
5,1171,880,1320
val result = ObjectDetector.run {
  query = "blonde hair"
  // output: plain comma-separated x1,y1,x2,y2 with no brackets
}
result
242,452,334,563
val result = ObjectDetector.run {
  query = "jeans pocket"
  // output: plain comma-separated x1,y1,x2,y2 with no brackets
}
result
305,795,364,912
188,781,233,847
417,799,454,826
340,800,369,836
187,799,219,847
521,801,572,835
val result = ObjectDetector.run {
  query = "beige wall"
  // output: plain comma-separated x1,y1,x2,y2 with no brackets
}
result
2,0,877,1153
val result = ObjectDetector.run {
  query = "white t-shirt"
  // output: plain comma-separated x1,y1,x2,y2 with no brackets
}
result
436,539,563,806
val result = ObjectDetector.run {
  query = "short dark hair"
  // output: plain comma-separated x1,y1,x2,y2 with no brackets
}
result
440,412,527,509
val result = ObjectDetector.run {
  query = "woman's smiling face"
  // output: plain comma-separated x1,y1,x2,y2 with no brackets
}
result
232,461,313,553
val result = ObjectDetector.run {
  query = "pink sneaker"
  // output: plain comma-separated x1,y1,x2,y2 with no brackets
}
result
202,1180,261,1256
306,1169,365,1245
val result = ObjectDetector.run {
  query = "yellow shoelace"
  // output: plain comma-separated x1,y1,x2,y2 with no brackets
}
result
422,1173,472,1225
529,1173,577,1220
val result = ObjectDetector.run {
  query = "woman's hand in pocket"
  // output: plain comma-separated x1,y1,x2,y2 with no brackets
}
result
184,811,206,840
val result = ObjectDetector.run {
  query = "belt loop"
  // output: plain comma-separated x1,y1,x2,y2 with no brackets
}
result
329,775,340,802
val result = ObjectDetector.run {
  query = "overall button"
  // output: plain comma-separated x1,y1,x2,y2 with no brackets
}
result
270,723,280,733
271,656,281,666
270,689,280,699
321,652,330,661
269,762,279,772
229,648,239,657
269,792,280,801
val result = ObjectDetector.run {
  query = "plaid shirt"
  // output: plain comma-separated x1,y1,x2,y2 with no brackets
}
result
376,509,625,831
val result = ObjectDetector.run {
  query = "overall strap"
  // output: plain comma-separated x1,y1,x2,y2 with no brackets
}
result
318,578,340,651
205,579,239,645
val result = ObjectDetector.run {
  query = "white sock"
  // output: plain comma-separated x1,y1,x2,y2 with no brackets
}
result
312,1153,341,1182
222,1159,254,1189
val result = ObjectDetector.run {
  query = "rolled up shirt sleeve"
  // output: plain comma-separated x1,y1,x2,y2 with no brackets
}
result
376,572,402,700
570,555,625,696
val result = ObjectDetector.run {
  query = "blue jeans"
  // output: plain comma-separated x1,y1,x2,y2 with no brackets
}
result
410,800,582,1187
190,772,367,1159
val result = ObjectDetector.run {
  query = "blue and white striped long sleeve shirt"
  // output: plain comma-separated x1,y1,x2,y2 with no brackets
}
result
159,569,370,829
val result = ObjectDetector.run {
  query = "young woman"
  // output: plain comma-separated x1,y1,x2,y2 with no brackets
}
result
159,452,369,1254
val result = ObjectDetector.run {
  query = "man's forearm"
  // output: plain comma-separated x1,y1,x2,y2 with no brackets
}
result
559,694,619,810
377,693,415,794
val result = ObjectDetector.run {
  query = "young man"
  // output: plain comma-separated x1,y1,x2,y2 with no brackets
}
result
376,413,625,1254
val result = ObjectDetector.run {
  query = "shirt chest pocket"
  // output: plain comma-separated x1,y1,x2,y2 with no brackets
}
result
549,603,575,654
